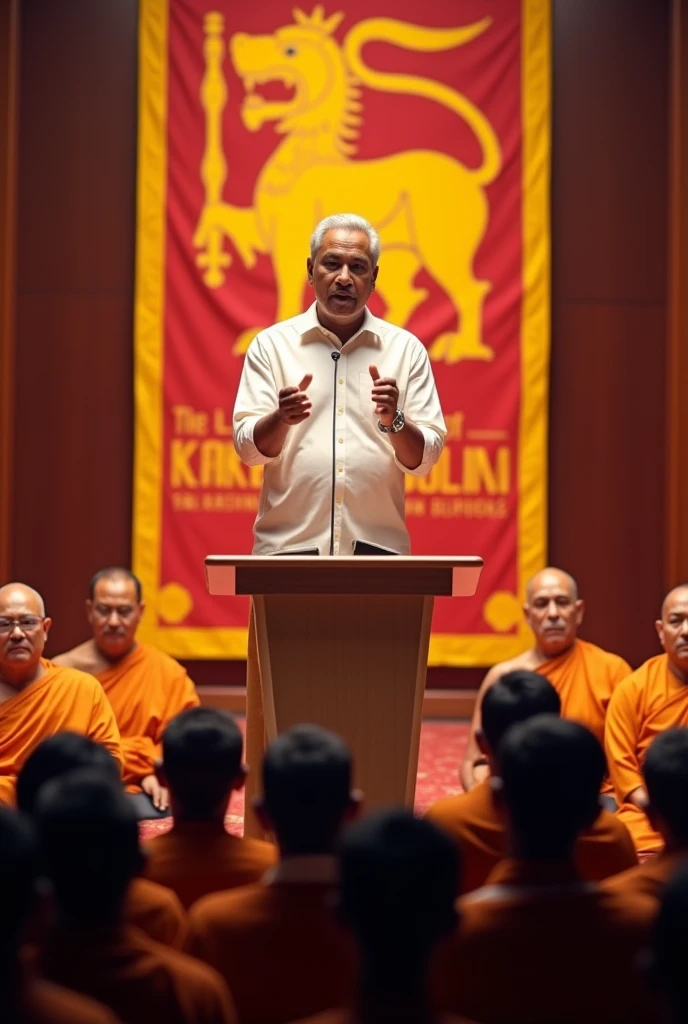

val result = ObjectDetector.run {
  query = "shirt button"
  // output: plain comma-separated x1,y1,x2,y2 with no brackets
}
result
338,437,343,444
336,499,342,506
337,467,343,473
338,378,344,385
337,407,343,414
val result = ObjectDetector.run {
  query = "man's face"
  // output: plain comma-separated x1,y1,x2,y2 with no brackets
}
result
0,589,50,680
87,577,143,658
307,228,378,325
656,589,688,674
524,572,584,657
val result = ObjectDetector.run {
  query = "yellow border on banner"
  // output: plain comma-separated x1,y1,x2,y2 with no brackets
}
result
132,0,550,666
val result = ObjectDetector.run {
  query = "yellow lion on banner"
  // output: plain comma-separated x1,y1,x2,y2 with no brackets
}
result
194,6,502,363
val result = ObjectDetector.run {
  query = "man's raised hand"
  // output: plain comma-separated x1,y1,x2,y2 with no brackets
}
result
369,364,399,425
278,374,313,425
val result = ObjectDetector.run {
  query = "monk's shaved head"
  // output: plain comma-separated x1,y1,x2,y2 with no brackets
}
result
89,567,142,604
525,568,579,604
0,583,46,617
661,585,688,619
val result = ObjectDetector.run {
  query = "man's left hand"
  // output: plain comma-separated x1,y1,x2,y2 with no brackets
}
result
141,774,169,812
369,365,399,427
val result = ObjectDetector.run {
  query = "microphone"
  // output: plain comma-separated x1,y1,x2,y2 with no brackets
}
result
329,350,341,556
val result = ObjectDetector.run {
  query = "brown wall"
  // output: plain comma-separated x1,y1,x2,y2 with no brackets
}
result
9,0,672,679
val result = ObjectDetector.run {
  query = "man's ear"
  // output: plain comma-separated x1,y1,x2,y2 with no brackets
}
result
231,764,248,792
476,729,491,759
345,789,363,823
306,256,314,283
154,761,168,788
575,598,585,627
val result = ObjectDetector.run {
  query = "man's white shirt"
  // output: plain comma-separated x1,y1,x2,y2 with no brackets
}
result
233,303,446,556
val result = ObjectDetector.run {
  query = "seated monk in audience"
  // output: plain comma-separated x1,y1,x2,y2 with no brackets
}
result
426,670,636,893
53,567,199,819
605,585,688,854
17,732,186,948
648,862,688,1024
294,810,477,1024
0,583,121,807
185,725,359,1024
36,771,236,1024
145,707,276,908
461,568,631,797
434,717,656,1024
0,804,123,1024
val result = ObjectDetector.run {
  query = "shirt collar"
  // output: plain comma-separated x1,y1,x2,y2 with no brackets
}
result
264,854,338,886
299,301,381,350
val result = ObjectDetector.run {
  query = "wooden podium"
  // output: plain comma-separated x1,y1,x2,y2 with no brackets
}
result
205,556,483,813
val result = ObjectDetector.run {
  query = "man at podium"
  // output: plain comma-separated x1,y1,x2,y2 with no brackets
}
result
233,212,446,832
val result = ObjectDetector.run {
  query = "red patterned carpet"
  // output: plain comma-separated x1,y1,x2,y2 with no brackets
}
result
140,719,468,840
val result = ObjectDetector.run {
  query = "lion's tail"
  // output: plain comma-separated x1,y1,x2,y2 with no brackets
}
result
343,17,502,186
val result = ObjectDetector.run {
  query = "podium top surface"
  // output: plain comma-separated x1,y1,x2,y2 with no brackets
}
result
205,555,483,597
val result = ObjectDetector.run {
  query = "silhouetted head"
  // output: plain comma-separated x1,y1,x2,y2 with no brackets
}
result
0,806,38,961
649,862,688,1023
256,725,358,855
644,729,688,849
17,731,121,816
479,670,561,770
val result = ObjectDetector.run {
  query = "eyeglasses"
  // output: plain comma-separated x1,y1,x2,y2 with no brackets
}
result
0,615,45,635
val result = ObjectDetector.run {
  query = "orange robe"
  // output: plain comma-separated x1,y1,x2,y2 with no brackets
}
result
425,778,637,894
125,877,186,947
186,879,356,1023
95,644,199,790
605,654,688,852
16,975,123,1024
144,820,277,909
40,922,235,1024
534,638,631,747
0,665,121,807
602,848,687,902
432,860,656,1023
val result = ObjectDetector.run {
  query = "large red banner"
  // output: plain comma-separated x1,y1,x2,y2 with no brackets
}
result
134,0,550,665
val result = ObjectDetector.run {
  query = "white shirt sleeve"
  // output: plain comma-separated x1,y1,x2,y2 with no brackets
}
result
232,337,281,467
393,339,446,477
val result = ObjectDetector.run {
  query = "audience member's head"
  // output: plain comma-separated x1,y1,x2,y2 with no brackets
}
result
158,707,245,820
649,862,688,1023
36,771,142,927
657,585,688,677
0,806,38,970
499,716,605,861
643,729,688,850
478,670,561,772
17,731,121,816
257,725,358,855
86,567,144,660
0,582,51,685
339,810,457,991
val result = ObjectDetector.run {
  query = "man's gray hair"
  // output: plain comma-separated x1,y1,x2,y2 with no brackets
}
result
310,213,381,266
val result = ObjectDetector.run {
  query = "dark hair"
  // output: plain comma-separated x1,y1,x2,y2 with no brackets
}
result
162,707,244,816
500,716,605,858
89,567,142,603
262,725,353,854
644,729,688,842
17,732,121,815
481,670,561,754
36,771,140,924
0,807,38,951
651,862,688,1018
339,810,458,960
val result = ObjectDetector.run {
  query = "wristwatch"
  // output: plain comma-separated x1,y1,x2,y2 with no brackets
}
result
378,409,405,434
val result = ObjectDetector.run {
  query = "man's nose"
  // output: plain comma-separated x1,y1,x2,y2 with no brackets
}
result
680,618,688,636
547,601,559,618
107,610,120,626
10,622,24,637
336,265,351,284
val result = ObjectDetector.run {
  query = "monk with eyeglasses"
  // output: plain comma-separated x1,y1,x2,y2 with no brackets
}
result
54,568,199,819
0,582,121,807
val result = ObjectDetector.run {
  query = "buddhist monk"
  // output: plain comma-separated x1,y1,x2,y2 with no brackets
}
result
0,804,123,1024
648,863,688,1024
605,585,688,853
37,771,236,1024
292,811,475,1024
145,707,276,908
426,671,637,893
186,725,359,1024
0,582,121,807
17,732,187,948
434,718,656,1024
53,567,199,819
461,567,631,796
603,729,688,900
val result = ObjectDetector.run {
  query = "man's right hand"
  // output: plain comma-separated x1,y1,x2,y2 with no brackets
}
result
278,374,313,424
